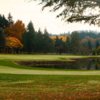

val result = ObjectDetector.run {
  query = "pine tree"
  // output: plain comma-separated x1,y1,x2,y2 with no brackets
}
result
55,36,64,54
95,40,100,49
23,21,36,53
8,13,13,25
43,29,54,53
70,32,80,54
0,15,9,28
0,28,5,52
65,36,71,53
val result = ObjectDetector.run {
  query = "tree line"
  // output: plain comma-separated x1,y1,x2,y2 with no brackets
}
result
0,14,100,55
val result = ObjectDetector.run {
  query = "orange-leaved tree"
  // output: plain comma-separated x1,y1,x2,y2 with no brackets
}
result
5,20,25,40
5,36,23,48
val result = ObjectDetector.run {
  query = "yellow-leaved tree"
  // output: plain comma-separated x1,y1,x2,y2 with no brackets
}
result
5,37,23,48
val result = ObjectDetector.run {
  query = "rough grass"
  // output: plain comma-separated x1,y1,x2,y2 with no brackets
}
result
0,74,100,100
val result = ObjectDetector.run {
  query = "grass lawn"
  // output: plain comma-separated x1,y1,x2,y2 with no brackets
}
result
0,74,100,100
0,54,100,61
0,54,100,99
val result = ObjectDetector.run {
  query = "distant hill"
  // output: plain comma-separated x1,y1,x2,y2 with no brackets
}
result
77,31,100,39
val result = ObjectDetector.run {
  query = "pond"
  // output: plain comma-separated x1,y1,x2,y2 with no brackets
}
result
17,58,100,70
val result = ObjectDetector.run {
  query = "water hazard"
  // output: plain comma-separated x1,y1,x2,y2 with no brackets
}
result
17,58,100,70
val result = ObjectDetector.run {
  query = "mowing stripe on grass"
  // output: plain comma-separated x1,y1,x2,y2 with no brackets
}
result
0,65,100,75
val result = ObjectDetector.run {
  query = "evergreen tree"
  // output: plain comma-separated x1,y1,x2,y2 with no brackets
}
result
0,15,9,28
27,21,35,33
43,29,54,53
70,32,80,54
55,36,64,54
95,40,100,49
0,28,5,52
87,40,92,53
23,21,36,53
0,14,8,53
8,13,13,25
65,36,71,53
35,29,44,52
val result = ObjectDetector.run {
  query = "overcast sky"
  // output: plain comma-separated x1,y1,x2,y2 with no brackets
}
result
0,0,100,34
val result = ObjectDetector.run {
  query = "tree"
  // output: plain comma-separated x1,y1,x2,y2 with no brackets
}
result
70,31,80,54
0,28,5,52
95,40,100,49
27,21,36,33
64,36,71,53
0,15,9,28
5,37,23,53
43,29,55,53
6,37,23,48
95,46,100,55
35,0,100,25
23,21,36,53
35,29,44,52
0,14,10,53
8,13,13,25
55,36,64,54
87,40,92,53
5,20,25,40
93,39,100,55
80,37,95,54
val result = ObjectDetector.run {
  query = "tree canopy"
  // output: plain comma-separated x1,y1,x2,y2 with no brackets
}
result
0,13,100,54
5,20,25,40
36,0,100,25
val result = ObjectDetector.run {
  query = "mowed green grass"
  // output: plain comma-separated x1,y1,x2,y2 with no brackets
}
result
0,54,100,75
0,54,100,61
0,54,100,99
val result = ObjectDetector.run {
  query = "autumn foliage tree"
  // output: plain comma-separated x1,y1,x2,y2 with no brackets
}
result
5,37,23,53
5,37,23,48
5,20,25,41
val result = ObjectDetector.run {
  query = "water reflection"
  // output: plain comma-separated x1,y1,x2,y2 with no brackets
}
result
17,58,100,70
68,58,100,70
